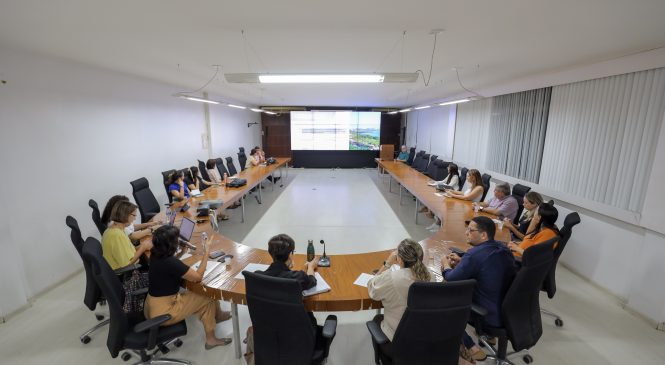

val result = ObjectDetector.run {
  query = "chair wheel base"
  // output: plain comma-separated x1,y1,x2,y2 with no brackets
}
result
95,314,105,321
555,318,564,327
523,354,533,363
121,352,132,361
174,339,183,347
80,336,91,344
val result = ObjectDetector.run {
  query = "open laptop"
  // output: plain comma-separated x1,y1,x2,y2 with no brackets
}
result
178,217,196,248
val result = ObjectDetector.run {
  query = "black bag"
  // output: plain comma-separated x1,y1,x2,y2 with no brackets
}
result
122,270,149,313
227,178,247,188
266,157,277,165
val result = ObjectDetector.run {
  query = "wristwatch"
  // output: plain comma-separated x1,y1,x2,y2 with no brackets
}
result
383,261,390,269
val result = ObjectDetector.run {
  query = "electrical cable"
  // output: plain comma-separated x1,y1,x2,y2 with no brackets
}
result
415,32,439,87
176,65,220,95
455,68,483,98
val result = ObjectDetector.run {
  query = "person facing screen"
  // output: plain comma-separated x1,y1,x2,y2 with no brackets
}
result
168,170,190,201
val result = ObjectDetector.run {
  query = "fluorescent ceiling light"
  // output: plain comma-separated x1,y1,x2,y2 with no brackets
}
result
228,104,247,109
263,110,277,115
414,105,431,110
439,98,470,106
399,108,412,113
258,74,384,83
387,111,399,115
177,95,219,105
250,108,263,113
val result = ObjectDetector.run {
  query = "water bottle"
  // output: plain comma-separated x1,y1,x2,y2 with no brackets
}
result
201,231,208,244
307,239,315,262
223,173,228,186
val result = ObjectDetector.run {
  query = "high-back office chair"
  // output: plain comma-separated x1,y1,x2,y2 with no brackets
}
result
66,216,109,344
472,238,557,364
238,147,248,171
197,160,211,182
406,147,416,165
366,280,476,365
547,199,555,206
130,177,160,223
431,160,447,181
215,157,229,178
480,173,492,201
89,199,106,236
425,159,440,179
510,184,532,225
82,238,188,364
411,151,425,168
161,169,176,203
244,271,338,365
226,156,238,176
458,167,468,191
541,212,581,327
414,154,430,173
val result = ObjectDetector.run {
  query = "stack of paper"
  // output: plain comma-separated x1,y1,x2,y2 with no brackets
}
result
234,263,270,279
303,272,331,297
353,273,375,287
192,260,221,279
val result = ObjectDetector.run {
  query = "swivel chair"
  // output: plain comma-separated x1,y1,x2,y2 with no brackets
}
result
130,177,160,223
226,156,238,176
89,199,106,235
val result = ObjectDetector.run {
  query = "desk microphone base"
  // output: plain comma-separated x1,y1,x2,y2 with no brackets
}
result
318,256,330,267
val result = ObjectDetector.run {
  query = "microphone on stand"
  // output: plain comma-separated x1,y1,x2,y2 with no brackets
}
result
318,239,330,267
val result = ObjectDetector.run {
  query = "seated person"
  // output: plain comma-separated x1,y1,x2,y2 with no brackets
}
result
253,145,266,164
503,191,543,240
396,145,409,162
473,182,519,221
245,148,260,169
445,169,484,202
423,164,461,229
186,166,214,191
507,203,559,257
168,170,190,201
206,159,224,183
144,226,232,350
441,216,516,361
245,234,318,361
101,195,160,242
367,239,432,342
101,201,153,270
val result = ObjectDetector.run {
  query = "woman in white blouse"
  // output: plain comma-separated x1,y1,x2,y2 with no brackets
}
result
423,164,462,230
446,168,484,203
367,239,432,343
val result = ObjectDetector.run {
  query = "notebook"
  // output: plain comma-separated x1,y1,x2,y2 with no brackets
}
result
302,272,331,297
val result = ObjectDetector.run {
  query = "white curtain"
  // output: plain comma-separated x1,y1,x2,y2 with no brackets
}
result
540,68,665,211
404,106,456,159
452,98,492,169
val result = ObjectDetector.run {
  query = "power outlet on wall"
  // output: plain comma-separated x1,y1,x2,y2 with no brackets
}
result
201,133,208,149
658,322,665,332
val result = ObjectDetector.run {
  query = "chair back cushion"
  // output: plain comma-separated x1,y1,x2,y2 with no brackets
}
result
226,157,238,176
198,160,211,181
238,148,248,171
392,280,476,365
161,170,176,203
244,271,316,365
481,174,492,201
89,199,107,235
216,158,229,178
406,147,416,165
130,178,160,223
458,167,468,190
543,212,580,298
66,216,103,311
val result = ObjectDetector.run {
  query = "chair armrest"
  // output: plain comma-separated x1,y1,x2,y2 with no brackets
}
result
471,304,488,317
365,320,389,345
129,287,149,297
114,264,141,276
134,314,172,333
322,315,337,339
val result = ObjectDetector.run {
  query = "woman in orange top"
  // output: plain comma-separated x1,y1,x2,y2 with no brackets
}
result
508,203,559,257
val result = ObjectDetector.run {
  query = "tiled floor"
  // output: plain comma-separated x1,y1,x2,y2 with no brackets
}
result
1,168,663,365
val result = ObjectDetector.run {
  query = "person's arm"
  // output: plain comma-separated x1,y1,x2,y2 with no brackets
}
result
251,156,260,166
182,236,211,282
367,267,392,301
449,186,483,201
503,218,526,240
124,240,152,267
128,228,152,241
442,252,478,281
170,182,186,200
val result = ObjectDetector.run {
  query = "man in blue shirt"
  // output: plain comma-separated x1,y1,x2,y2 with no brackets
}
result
396,145,409,161
442,216,516,361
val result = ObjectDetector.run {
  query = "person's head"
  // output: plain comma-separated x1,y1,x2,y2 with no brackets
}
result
494,182,510,199
151,225,180,259
254,146,262,152
206,159,216,170
401,145,407,152
466,216,496,245
110,200,138,226
467,169,482,188
249,148,257,156
101,195,129,225
529,203,559,237
267,234,296,266
168,170,184,185
523,191,544,212
447,163,459,176
190,166,199,179
396,239,431,282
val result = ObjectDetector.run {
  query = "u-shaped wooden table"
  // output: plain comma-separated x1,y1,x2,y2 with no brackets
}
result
151,157,509,358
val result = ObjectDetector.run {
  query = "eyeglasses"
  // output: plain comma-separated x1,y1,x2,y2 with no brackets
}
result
466,227,480,233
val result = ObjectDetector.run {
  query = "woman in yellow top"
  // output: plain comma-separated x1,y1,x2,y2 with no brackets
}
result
101,200,153,270
508,203,559,257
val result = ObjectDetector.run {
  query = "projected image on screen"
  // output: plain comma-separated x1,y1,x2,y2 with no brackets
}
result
291,111,381,150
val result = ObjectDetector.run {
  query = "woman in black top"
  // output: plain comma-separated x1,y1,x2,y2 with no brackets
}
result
144,226,232,350
503,191,544,240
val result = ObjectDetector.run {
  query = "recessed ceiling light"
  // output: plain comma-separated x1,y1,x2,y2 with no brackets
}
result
414,105,431,110
439,98,470,106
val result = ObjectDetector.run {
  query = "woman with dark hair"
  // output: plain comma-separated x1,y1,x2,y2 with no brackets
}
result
168,170,190,201
423,164,462,229
368,238,432,341
101,200,153,270
186,166,213,191
503,191,544,240
206,159,223,184
101,195,160,241
144,226,232,350
507,203,560,257
445,169,483,202
245,148,260,169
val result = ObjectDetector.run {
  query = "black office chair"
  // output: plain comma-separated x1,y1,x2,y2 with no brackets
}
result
89,199,106,236
215,157,229,178
238,147,248,171
480,173,492,201
130,177,160,223
226,156,238,176
244,271,338,365
510,184,531,225
472,238,557,364
366,280,476,365
414,154,430,173
425,159,440,179
406,147,416,165
547,199,555,206
541,212,581,327
161,170,176,203
197,160,211,182
430,160,447,181
458,167,468,191
66,216,109,344
82,237,188,364
410,151,425,169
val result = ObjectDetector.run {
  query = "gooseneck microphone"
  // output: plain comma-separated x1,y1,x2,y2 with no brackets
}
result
318,239,330,267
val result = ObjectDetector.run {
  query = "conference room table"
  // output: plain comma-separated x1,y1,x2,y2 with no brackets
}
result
150,156,509,358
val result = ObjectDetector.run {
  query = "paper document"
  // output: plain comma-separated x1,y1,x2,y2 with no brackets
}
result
427,181,437,186
191,189,203,197
434,192,444,197
192,261,221,279
353,273,375,288
234,263,270,279
302,272,331,297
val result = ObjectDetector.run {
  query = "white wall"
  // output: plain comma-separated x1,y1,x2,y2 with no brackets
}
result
209,107,262,166
404,105,456,160
0,46,261,318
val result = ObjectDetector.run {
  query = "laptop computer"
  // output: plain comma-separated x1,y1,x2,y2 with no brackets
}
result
179,217,196,243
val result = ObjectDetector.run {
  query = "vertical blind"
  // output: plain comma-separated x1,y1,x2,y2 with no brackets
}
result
452,98,492,169
539,68,665,211
486,87,551,182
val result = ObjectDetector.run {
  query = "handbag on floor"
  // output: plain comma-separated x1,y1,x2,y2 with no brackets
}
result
122,270,149,313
